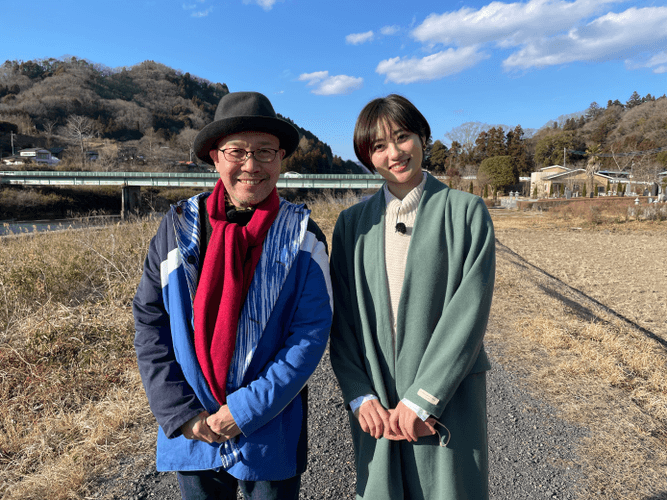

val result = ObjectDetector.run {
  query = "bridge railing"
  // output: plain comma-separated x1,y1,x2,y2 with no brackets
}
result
0,171,386,189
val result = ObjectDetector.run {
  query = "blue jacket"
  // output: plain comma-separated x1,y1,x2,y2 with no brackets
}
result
133,193,333,480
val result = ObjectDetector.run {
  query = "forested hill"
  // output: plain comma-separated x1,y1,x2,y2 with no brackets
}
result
0,57,362,174
430,90,667,182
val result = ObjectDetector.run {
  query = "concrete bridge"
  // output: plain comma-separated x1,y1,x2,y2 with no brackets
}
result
0,170,385,219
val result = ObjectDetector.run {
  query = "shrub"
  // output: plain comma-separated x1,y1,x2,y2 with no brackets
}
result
478,156,518,195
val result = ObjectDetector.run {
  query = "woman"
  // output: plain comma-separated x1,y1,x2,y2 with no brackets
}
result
330,94,495,500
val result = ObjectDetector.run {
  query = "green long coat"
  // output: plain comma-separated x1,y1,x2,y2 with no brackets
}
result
330,174,495,500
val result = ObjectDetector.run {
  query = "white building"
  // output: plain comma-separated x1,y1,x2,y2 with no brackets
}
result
18,148,60,165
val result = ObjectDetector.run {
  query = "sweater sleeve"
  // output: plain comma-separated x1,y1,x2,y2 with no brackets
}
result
329,212,380,407
133,216,205,438
402,198,495,419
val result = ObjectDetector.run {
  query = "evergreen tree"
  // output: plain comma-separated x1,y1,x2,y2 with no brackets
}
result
469,180,474,194
473,131,489,164
582,183,587,197
478,156,518,195
428,140,448,174
585,101,602,120
448,140,463,170
486,127,506,158
534,131,585,167
626,90,642,109
483,184,488,198
506,125,530,175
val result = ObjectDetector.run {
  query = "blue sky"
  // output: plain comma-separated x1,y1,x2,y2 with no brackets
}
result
2,0,666,161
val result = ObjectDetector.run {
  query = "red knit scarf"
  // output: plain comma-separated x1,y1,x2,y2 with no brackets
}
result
193,179,279,405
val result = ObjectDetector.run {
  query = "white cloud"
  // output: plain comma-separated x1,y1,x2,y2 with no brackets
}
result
502,6,667,69
183,0,210,17
298,71,329,84
629,51,667,75
243,0,281,11
380,25,400,36
346,31,374,45
647,52,667,67
191,7,213,17
413,0,620,47
378,0,667,79
298,71,363,95
376,46,489,84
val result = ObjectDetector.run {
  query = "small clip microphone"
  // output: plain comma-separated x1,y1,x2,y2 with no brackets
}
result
395,222,407,234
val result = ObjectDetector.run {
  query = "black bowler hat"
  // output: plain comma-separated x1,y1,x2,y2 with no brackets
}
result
194,91,300,165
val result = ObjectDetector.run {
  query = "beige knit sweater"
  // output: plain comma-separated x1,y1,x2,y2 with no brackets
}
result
383,173,427,334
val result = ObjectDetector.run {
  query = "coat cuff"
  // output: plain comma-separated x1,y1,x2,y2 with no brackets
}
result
349,394,378,413
401,398,430,422
402,386,443,418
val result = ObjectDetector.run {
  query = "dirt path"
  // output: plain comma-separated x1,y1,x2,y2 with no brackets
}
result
95,343,586,500
95,213,667,500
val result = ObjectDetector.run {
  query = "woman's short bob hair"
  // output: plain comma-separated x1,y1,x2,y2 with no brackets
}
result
353,94,431,172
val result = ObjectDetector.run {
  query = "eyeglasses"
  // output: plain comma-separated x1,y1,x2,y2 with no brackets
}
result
218,148,280,163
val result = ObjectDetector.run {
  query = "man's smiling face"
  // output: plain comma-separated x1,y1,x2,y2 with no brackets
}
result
210,131,285,208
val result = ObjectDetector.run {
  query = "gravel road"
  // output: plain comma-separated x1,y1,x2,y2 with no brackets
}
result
100,337,587,500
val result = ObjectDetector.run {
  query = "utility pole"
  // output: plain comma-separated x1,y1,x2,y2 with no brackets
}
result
11,130,15,156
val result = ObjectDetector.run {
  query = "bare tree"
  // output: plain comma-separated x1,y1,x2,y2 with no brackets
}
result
610,142,653,176
96,143,119,172
632,160,662,189
7,113,36,135
140,127,161,160
42,119,58,147
64,115,96,168
445,122,490,158
176,127,199,162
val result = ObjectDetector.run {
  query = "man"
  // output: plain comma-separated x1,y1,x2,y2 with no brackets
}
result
133,91,333,500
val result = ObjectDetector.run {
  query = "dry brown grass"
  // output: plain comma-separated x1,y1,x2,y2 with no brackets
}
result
491,207,667,499
0,221,160,499
2,195,666,499
305,190,365,244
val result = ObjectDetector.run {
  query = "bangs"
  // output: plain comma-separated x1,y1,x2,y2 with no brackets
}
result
353,94,431,171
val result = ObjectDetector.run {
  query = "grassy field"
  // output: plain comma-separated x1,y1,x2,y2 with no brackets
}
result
0,194,666,499
490,210,667,499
